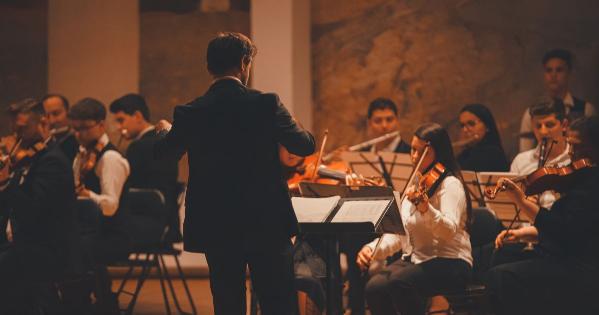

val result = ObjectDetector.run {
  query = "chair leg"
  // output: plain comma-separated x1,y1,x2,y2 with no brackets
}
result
173,254,198,315
154,254,172,315
123,253,154,315
159,254,188,314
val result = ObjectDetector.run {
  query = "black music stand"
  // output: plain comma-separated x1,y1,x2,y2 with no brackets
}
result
341,151,412,192
292,185,404,315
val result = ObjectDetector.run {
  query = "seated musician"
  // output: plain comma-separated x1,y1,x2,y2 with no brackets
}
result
0,98,76,313
357,123,473,315
42,93,79,161
456,104,509,171
69,98,131,313
109,93,181,244
364,97,411,153
511,99,569,210
486,116,599,315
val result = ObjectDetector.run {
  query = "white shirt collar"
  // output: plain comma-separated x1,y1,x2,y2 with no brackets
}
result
79,133,109,153
135,126,155,141
532,142,570,164
371,135,402,153
563,92,574,107
211,76,244,86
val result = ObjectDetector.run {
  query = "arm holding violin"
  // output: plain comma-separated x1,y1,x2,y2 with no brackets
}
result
495,178,540,219
270,94,315,157
419,177,468,239
87,151,130,217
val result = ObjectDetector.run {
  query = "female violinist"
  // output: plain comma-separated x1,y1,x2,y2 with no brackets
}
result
486,116,599,315
358,123,473,315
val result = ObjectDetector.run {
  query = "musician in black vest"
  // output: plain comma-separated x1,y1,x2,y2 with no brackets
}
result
110,93,181,244
69,98,131,313
42,94,79,162
519,49,595,151
155,32,315,315
0,98,75,313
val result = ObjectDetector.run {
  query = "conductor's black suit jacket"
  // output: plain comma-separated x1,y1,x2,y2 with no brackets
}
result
155,78,315,253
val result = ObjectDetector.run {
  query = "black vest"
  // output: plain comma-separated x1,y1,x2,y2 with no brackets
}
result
568,96,587,122
82,143,130,236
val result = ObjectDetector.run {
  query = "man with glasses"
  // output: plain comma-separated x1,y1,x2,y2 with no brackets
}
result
69,98,130,314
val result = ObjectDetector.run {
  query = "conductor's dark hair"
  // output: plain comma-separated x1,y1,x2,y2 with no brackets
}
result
68,98,106,122
206,32,257,76
8,98,44,117
529,99,566,122
42,94,70,110
414,122,472,230
542,49,573,70
109,93,150,121
367,98,398,119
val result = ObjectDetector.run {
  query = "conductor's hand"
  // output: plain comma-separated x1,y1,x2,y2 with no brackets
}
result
495,229,521,248
156,120,172,133
496,178,526,203
356,246,373,272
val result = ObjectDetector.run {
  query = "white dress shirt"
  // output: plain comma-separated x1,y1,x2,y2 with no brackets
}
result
519,92,595,151
73,133,130,216
510,144,570,209
366,175,473,266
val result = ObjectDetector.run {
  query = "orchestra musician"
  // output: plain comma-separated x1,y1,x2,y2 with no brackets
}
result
519,49,595,152
456,104,509,172
363,98,411,153
155,32,315,315
358,123,472,315
69,98,131,314
109,93,181,244
511,99,570,211
0,98,76,313
42,94,79,162
486,116,599,315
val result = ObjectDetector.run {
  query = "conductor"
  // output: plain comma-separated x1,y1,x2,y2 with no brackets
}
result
155,32,315,315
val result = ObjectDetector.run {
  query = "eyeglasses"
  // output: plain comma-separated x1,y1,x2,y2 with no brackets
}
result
72,122,100,132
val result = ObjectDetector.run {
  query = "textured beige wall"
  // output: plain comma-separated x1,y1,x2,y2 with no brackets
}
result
311,0,599,158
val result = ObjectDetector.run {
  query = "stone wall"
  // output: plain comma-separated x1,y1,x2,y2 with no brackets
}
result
311,0,599,158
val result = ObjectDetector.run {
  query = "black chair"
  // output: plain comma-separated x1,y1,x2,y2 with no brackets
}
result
114,188,197,315
428,207,502,315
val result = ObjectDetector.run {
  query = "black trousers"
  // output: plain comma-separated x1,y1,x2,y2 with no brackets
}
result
366,257,471,315
486,257,599,315
204,239,298,315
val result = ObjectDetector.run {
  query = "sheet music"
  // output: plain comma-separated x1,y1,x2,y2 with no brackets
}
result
291,196,341,223
476,172,523,222
330,199,391,225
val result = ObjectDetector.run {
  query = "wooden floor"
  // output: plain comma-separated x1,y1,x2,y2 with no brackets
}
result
113,277,449,315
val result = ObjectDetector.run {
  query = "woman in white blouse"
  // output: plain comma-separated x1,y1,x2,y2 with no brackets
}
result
357,123,473,315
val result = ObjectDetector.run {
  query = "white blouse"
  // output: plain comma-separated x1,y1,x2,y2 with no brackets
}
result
366,175,473,266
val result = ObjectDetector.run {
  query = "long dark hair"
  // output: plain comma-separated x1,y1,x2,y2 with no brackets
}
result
414,122,472,230
460,104,506,154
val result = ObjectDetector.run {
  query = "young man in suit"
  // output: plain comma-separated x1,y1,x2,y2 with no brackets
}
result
0,98,76,313
155,32,315,315
110,93,181,244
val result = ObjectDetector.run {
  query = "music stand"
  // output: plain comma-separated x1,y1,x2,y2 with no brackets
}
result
292,188,403,315
461,170,486,207
476,172,526,224
341,151,413,191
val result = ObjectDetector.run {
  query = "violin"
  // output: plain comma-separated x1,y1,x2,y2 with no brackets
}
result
408,162,446,206
485,158,596,199
76,141,107,191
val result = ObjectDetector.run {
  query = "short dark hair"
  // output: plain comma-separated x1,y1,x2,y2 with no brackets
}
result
109,93,150,121
42,94,70,110
529,99,566,121
569,116,599,152
542,49,573,70
8,98,44,117
206,32,257,76
68,98,106,122
367,98,398,119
